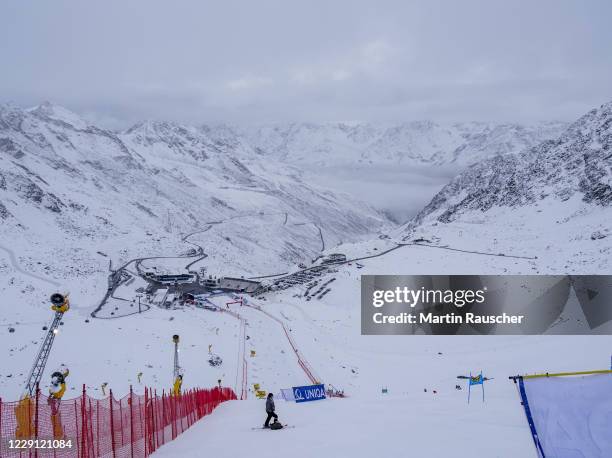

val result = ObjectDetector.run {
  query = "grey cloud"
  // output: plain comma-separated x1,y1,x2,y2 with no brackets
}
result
1,0,611,127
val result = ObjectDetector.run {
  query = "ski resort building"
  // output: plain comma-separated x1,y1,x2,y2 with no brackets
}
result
218,277,261,293
321,253,347,264
147,273,195,285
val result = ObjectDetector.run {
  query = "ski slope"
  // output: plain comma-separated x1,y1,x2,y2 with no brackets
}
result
153,396,531,458
2,218,611,455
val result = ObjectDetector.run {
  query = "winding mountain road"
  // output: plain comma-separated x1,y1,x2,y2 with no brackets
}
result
0,244,61,287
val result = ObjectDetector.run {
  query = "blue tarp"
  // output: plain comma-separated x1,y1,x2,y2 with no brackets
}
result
517,373,612,457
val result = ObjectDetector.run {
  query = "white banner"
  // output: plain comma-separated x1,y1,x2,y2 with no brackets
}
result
280,388,295,401
521,373,612,457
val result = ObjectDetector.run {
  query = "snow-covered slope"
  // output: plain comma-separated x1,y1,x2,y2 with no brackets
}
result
236,120,566,222
0,102,610,457
401,101,612,270
239,120,566,167
0,102,386,282
410,101,612,224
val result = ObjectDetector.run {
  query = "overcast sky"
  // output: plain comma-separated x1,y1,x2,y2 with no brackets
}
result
1,0,611,128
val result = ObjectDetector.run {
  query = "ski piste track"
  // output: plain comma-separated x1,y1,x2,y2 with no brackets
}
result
0,244,61,287
240,297,320,385
216,294,320,400
217,304,248,400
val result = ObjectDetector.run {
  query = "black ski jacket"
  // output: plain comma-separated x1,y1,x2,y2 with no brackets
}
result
266,397,275,413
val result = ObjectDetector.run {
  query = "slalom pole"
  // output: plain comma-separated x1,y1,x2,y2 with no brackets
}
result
467,372,471,404
481,371,484,403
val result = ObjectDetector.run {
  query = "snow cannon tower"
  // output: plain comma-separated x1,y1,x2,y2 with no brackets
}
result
49,364,70,439
172,334,183,395
15,293,70,438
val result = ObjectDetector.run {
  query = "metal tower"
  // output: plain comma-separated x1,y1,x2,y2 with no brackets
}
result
24,293,69,397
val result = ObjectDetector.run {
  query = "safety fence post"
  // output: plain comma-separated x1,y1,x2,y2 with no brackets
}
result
190,390,196,426
149,389,157,451
143,387,148,457
80,384,86,458
174,392,178,437
138,390,144,456
161,391,166,447
155,389,158,450
88,398,94,458
34,384,40,458
109,390,116,458
129,386,134,458
74,399,80,458
173,392,177,439
170,392,175,441
119,396,124,447
146,389,151,455
95,399,100,457
176,392,180,436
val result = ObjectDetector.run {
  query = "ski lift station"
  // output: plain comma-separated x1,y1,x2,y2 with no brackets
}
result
144,272,195,285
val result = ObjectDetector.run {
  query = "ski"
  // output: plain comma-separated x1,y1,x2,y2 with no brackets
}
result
251,425,295,430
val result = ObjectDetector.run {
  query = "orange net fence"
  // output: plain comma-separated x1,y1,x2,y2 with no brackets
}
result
0,385,237,458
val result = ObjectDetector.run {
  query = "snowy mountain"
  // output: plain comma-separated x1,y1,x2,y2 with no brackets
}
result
0,102,386,282
408,101,612,225
238,120,567,167
401,101,612,273
235,120,566,223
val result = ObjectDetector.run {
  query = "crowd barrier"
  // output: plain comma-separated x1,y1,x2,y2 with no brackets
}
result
0,385,237,458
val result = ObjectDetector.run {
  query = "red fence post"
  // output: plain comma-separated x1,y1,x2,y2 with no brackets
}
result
81,385,87,458
144,388,149,457
129,386,134,458
171,393,176,440
119,396,124,447
162,391,166,447
96,399,100,457
189,391,194,427
34,384,40,458
155,389,159,451
109,390,116,458
74,399,80,458
149,388,157,451
88,398,94,458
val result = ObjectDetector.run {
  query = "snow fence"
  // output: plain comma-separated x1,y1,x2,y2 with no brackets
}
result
514,371,612,457
0,385,237,458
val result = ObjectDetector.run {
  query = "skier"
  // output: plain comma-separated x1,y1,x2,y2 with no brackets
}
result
263,393,278,428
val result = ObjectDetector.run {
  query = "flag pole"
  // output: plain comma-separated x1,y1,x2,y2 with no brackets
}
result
467,372,471,404
481,371,485,403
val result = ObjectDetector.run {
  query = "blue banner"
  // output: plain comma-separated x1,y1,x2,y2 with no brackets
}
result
292,384,326,403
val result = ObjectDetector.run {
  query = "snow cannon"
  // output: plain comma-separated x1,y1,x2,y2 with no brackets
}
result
50,293,70,313
49,365,69,440
172,334,182,395
49,365,69,400
173,367,184,396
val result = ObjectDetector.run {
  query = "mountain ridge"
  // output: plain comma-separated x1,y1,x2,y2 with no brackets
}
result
406,100,612,229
